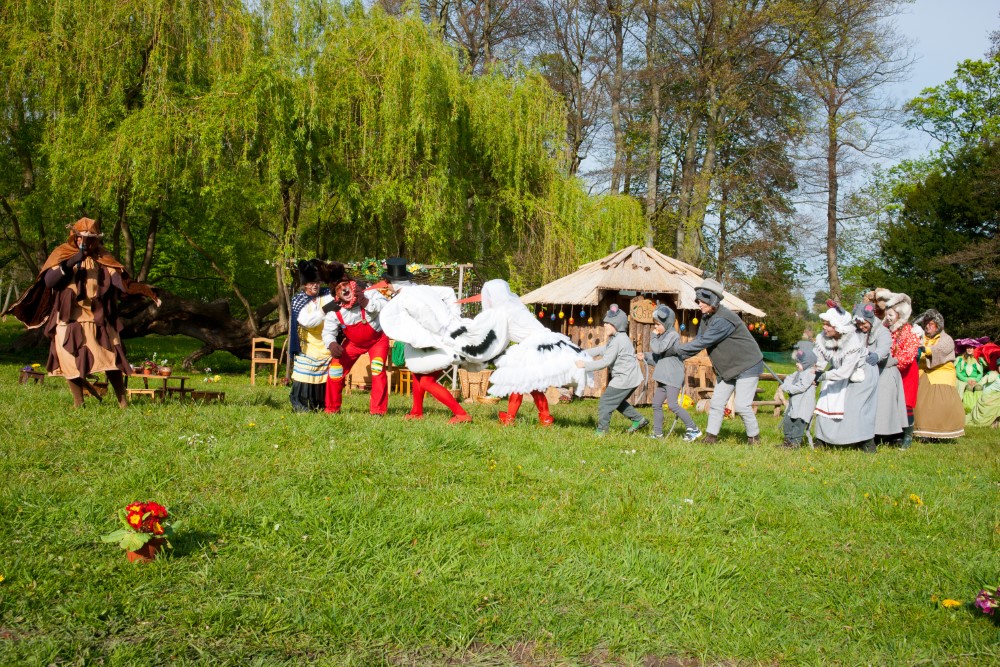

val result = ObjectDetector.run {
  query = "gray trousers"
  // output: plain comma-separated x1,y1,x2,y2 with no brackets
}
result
782,414,808,444
707,375,760,437
597,385,643,431
652,384,697,433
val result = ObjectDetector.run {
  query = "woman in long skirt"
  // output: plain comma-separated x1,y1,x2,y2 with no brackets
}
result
912,309,965,439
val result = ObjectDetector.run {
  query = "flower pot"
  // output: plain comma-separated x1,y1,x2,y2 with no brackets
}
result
158,367,172,377
126,537,164,563
142,368,152,376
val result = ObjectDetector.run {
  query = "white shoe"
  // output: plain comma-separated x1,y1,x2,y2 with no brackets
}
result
682,428,703,442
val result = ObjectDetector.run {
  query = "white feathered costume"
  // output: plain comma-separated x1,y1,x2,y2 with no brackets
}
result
481,280,593,397
379,282,508,374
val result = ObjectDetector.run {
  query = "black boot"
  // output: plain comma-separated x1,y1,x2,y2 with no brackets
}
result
900,426,913,450
861,439,877,454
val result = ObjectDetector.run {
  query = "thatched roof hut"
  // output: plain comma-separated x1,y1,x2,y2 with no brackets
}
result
521,245,765,316
520,245,765,405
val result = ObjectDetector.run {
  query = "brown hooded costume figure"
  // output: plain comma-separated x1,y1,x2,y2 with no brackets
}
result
6,218,158,407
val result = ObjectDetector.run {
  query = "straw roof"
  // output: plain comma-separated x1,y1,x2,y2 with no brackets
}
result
520,245,766,317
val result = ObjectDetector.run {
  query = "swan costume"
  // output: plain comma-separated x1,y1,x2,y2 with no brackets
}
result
482,280,592,397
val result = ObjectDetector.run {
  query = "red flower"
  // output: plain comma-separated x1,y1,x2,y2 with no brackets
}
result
146,502,168,519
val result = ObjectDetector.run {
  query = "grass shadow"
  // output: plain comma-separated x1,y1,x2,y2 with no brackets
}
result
170,530,222,558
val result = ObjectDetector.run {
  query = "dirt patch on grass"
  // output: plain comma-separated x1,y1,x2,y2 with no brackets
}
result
387,641,734,666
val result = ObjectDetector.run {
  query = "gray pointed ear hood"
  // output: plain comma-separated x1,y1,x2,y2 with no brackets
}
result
652,305,676,330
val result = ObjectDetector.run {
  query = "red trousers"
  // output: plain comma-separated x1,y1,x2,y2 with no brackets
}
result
325,326,389,415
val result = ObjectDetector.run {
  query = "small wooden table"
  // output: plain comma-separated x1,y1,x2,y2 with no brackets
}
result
129,374,194,400
19,369,46,385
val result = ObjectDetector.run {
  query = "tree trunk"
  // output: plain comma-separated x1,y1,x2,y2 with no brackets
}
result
137,208,159,283
826,105,841,301
608,0,626,194
643,0,660,248
676,116,701,255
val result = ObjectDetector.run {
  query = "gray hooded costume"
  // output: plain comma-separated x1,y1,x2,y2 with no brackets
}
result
643,305,684,388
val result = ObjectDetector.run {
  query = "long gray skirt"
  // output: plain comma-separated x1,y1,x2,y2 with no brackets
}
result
875,365,907,437
815,368,879,445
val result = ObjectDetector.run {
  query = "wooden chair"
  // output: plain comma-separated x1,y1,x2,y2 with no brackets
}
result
250,337,279,386
393,369,413,394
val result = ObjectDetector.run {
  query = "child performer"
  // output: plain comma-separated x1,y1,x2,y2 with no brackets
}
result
779,342,817,448
642,305,700,440
576,305,647,435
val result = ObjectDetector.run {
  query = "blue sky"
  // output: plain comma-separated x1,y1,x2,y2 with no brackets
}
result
893,0,998,155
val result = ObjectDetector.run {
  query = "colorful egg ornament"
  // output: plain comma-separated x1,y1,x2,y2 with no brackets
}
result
579,310,586,318
692,317,699,325
550,313,556,320
587,317,593,324
568,317,575,325
680,324,686,331
558,311,564,319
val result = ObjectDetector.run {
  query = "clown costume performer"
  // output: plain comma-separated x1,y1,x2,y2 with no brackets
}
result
480,279,591,426
321,274,391,415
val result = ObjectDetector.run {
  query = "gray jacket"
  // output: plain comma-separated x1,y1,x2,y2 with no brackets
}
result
644,330,684,388
584,332,642,389
780,368,817,421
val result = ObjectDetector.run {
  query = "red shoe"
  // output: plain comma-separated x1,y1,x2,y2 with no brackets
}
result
538,413,554,426
403,412,424,421
448,414,472,425
498,411,517,426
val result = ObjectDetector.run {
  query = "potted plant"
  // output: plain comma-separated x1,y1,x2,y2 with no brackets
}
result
101,501,176,562
157,359,172,376
140,359,158,375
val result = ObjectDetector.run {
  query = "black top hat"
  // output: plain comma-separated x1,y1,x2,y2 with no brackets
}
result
382,257,415,281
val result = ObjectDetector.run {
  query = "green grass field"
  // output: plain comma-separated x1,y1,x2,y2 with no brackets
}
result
1,324,998,666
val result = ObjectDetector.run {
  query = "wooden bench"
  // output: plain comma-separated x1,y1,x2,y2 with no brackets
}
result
190,390,225,403
126,388,162,402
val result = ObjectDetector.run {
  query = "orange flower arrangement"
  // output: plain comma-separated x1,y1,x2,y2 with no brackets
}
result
101,501,176,552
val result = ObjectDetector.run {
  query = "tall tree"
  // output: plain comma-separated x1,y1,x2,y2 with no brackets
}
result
796,0,913,301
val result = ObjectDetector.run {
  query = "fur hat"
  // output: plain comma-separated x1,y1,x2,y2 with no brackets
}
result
819,300,855,334
882,291,912,325
793,340,817,368
297,259,322,284
603,304,629,332
652,304,676,330
852,302,877,325
914,308,945,332
694,278,724,308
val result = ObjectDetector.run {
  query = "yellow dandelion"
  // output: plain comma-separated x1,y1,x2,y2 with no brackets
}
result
248,422,256,427
0,574,5,583
909,493,923,506
864,493,870,499
942,599,961,608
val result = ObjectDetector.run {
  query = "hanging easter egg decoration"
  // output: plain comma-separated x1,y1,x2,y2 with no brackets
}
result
569,317,575,325
538,311,544,318
587,317,593,324
763,330,769,337
680,324,686,331
558,310,564,319
579,310,586,318
692,317,699,325
550,313,556,321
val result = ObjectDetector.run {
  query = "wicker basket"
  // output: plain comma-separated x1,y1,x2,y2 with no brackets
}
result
458,368,493,401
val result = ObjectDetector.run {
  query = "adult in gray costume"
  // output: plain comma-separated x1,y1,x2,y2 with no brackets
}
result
675,279,763,444
853,302,907,444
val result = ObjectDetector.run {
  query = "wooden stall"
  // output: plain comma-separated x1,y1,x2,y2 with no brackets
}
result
520,245,765,406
